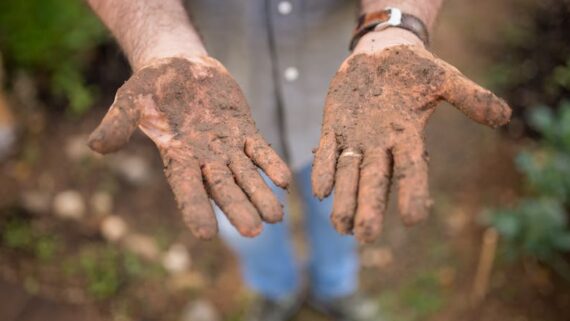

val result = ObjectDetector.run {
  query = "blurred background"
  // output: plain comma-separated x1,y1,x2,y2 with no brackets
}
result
0,0,569,320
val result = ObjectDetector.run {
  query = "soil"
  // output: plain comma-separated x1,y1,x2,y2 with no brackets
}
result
1,0,570,320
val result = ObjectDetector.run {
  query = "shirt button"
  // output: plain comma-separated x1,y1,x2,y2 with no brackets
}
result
278,1,293,15
284,67,299,82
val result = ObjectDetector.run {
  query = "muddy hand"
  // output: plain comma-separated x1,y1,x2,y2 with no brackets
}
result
312,45,511,243
88,57,291,240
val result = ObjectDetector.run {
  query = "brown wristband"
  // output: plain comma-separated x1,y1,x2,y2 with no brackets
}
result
349,8,430,51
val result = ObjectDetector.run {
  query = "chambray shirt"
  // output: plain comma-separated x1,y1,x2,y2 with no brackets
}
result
185,0,357,170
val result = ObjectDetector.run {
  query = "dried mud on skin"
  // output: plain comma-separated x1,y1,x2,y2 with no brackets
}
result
312,45,511,243
88,58,291,240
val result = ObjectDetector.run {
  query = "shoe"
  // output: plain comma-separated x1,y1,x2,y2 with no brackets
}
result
245,293,304,321
308,292,382,321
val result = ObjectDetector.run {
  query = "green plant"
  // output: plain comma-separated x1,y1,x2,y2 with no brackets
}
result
2,217,33,250
0,0,107,114
75,244,166,300
488,199,570,277
34,235,59,261
79,246,122,300
379,271,445,321
487,0,570,138
400,273,444,317
486,103,570,279
1,216,60,261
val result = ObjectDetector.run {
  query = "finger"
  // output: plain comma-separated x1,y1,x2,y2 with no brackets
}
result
162,153,217,240
312,129,339,199
244,133,292,189
441,66,512,128
202,162,263,237
331,148,362,234
229,154,284,223
354,148,392,243
88,90,142,154
392,135,432,226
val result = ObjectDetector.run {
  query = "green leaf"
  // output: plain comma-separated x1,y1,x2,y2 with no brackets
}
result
530,107,553,130
553,234,570,251
0,0,107,113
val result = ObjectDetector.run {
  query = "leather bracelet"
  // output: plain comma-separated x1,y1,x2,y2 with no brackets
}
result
349,8,430,51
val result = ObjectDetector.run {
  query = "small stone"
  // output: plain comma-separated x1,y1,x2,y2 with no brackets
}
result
122,233,160,261
445,209,469,236
180,300,220,321
52,190,85,220
110,154,152,185
162,243,191,274
21,190,51,214
90,191,113,215
168,271,206,291
64,135,94,161
100,215,128,242
360,247,394,269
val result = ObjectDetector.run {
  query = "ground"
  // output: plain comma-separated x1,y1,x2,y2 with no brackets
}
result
1,0,569,320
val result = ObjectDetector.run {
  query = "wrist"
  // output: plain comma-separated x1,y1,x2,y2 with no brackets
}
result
360,1,442,31
131,35,208,71
352,28,424,55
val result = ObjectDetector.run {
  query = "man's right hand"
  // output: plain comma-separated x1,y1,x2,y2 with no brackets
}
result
88,56,292,239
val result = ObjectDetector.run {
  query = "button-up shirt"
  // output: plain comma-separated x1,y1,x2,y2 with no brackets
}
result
185,0,357,169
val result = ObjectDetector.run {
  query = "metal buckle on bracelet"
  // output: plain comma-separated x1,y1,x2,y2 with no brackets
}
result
349,7,429,51
373,7,402,32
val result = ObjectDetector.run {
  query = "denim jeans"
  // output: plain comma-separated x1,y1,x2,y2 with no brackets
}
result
215,163,358,300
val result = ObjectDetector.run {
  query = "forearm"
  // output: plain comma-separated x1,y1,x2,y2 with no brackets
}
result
360,0,443,31
87,0,206,71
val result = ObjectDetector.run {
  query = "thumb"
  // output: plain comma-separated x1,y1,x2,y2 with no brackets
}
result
441,64,512,128
88,90,141,154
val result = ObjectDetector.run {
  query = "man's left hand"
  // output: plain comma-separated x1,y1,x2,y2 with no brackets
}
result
312,29,511,243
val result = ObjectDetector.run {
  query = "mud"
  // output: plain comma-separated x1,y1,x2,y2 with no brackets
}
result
312,45,511,243
88,57,291,239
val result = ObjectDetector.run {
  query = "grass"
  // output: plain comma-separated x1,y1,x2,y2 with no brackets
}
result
485,104,570,279
2,216,61,262
375,204,455,321
0,213,166,301
378,270,446,321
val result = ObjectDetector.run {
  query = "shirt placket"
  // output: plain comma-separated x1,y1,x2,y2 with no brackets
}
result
273,0,300,82
268,0,303,164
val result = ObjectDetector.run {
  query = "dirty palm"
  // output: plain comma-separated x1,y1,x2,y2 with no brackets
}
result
88,57,291,239
313,45,510,243
88,47,510,241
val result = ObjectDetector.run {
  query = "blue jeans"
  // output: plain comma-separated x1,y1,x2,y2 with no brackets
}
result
215,164,358,300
